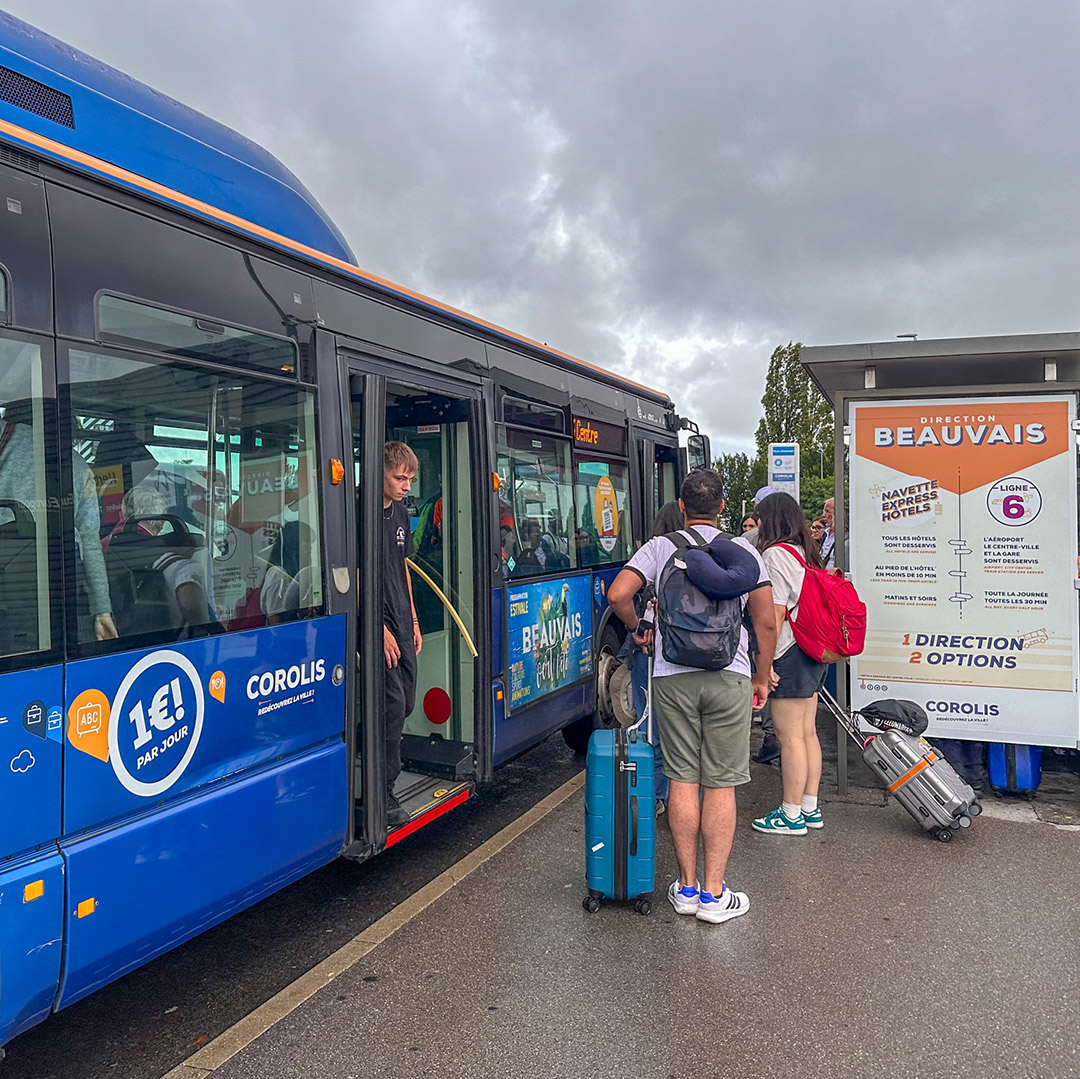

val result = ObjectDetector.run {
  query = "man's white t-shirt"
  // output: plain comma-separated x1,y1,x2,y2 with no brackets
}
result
625,527,770,679
761,543,807,659
154,550,207,626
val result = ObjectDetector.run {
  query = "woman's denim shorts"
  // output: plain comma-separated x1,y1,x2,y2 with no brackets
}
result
772,644,829,699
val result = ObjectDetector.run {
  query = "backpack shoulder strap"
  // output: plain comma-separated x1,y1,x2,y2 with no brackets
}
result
665,530,694,550
669,529,712,553
774,542,810,569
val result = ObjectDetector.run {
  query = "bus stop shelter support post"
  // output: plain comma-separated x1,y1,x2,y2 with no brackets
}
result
835,396,848,798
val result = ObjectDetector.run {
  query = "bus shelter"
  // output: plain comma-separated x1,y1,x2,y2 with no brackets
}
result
801,333,1080,793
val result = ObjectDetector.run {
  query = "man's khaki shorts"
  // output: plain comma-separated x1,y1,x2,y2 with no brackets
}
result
652,668,752,787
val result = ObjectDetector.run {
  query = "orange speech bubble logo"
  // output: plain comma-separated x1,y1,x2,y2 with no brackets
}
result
208,671,226,703
67,689,110,762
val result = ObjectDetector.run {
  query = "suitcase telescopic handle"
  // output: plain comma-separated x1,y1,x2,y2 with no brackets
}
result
819,686,872,748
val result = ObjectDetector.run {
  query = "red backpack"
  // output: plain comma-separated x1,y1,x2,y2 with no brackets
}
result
775,544,866,662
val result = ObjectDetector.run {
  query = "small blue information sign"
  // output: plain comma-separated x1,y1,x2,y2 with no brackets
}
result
507,575,594,711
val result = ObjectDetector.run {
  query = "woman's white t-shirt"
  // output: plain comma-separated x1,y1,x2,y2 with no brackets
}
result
761,543,807,659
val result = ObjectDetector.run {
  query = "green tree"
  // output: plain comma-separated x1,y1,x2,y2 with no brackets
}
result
754,341,834,491
714,451,755,531
799,475,834,521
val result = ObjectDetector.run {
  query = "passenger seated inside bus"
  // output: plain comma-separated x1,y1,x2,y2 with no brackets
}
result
515,518,569,573
105,486,214,639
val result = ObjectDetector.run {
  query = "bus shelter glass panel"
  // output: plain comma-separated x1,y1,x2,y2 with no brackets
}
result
573,457,631,565
0,339,53,657
496,426,576,578
65,349,322,650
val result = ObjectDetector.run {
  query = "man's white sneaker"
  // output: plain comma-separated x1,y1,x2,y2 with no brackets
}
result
667,878,700,915
695,885,751,924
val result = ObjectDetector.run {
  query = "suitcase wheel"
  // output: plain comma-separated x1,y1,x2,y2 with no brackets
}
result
633,898,652,916
934,827,953,843
969,801,982,817
583,896,601,914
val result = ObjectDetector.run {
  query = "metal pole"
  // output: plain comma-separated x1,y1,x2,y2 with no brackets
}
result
834,396,848,797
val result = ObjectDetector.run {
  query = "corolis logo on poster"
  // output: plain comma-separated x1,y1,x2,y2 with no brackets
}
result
874,418,1046,448
926,700,999,719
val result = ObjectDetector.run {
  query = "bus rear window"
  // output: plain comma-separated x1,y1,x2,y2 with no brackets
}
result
0,338,54,658
97,294,298,375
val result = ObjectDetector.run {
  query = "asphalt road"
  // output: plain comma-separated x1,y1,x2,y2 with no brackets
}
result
3,735,584,1079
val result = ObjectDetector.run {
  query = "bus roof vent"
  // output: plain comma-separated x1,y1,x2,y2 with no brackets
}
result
0,64,74,128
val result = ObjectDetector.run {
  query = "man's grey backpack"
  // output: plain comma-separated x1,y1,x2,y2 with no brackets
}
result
656,529,760,670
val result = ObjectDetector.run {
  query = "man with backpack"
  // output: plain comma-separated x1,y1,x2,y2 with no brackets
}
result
607,469,777,924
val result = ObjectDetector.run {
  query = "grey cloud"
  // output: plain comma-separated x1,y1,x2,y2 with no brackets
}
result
10,0,1080,454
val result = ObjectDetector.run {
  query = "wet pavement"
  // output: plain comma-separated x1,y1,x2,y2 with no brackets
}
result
1,736,585,1079
184,727,1080,1079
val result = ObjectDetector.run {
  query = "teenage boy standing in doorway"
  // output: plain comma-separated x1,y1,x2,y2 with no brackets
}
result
382,441,423,827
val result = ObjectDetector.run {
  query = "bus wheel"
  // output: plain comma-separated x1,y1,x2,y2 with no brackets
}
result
562,625,622,754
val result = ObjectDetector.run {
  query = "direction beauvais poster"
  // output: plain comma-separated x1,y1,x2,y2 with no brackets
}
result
850,394,1079,747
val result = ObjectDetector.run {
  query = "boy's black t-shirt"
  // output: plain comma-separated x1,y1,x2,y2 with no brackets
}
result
382,500,412,643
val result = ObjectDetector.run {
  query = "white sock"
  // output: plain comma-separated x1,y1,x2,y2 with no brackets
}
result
802,795,818,813
781,801,802,820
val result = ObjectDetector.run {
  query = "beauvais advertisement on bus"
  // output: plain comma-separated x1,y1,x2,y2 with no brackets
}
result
506,575,593,710
850,395,1080,747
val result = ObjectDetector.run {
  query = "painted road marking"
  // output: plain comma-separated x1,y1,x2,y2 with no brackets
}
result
159,769,585,1079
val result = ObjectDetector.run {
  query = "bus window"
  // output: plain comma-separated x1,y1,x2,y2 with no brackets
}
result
0,338,52,657
573,457,631,565
496,426,575,577
655,446,678,516
65,348,323,649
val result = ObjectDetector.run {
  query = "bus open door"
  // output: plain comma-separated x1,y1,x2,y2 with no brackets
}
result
346,358,489,854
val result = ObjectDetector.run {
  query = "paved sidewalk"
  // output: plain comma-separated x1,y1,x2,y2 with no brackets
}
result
203,752,1080,1079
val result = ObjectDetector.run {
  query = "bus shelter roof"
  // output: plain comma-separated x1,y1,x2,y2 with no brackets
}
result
800,331,1080,404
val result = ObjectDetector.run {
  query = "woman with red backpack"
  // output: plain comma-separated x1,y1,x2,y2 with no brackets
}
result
751,492,829,836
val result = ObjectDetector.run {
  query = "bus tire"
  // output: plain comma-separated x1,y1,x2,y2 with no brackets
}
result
562,624,623,754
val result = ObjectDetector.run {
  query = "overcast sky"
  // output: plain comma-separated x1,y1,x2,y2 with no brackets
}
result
8,1,1080,454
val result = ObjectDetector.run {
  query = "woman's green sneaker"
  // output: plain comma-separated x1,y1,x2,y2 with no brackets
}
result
751,806,807,835
802,806,824,829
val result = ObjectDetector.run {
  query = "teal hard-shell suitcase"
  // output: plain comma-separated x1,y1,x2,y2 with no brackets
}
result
583,724,655,914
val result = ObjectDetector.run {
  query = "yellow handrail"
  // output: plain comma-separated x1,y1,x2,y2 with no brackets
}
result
406,558,479,657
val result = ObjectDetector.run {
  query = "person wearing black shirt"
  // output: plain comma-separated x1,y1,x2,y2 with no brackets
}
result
382,441,423,827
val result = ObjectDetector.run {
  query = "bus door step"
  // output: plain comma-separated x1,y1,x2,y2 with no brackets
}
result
401,734,474,779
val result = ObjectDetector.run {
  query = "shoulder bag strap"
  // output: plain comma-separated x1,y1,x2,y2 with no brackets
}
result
774,542,810,569
772,542,809,619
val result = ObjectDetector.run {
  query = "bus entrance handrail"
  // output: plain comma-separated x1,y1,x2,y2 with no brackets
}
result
406,558,479,658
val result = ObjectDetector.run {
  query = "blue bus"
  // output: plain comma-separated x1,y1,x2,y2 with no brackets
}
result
0,12,709,1053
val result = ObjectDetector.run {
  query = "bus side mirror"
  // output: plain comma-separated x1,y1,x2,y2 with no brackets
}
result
686,433,710,471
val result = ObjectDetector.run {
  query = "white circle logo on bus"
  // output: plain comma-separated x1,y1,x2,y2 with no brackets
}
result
108,650,205,797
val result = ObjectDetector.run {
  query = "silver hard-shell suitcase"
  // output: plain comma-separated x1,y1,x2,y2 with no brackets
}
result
821,689,982,843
